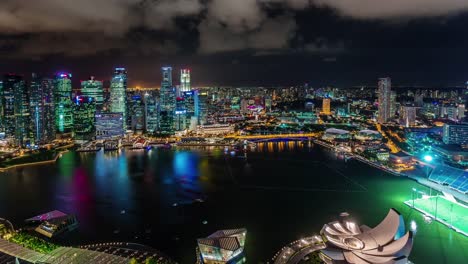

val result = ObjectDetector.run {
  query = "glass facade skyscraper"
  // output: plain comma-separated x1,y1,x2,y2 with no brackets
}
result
127,93,145,132
144,92,158,134
81,76,103,111
377,77,392,124
2,74,20,140
30,74,55,145
180,69,191,94
54,73,74,135
110,68,127,130
158,67,175,135
73,96,96,141
2,74,30,146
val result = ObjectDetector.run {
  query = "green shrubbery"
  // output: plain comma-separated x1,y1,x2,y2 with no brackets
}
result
8,232,59,254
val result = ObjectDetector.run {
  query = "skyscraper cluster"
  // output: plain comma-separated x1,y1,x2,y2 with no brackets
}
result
0,67,200,147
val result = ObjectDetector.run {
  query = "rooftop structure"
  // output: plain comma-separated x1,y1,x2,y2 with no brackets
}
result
319,209,413,264
197,228,246,264
322,128,351,141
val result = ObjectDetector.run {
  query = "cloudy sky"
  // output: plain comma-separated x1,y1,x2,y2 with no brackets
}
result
1,0,468,87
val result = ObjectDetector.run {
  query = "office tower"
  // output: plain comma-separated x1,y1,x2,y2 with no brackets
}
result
390,91,397,117
95,113,125,140
180,69,191,94
197,91,208,125
182,90,197,129
175,97,187,131
322,98,331,115
1,74,18,140
399,105,418,127
457,104,465,121
127,93,145,132
110,67,127,130
3,74,30,146
158,67,175,135
73,96,96,141
30,74,55,145
81,76,104,111
443,124,468,145
54,73,74,135
378,77,392,123
144,92,158,134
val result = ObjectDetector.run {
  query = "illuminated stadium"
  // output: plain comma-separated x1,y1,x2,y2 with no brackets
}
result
427,164,467,194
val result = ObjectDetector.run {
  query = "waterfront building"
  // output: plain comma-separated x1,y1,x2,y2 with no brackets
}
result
196,124,234,135
377,77,392,123
443,124,468,145
322,98,331,115
30,74,55,145
95,112,125,140
319,209,413,264
197,91,208,125
110,68,127,130
158,67,175,135
144,92,158,134
175,96,187,131
197,229,247,264
180,69,191,94
54,73,74,136
73,96,96,141
183,90,197,129
81,76,104,110
399,105,418,127
2,74,30,146
127,93,145,133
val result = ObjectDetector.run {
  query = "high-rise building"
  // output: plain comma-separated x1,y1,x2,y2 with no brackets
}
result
81,76,104,111
399,105,418,127
127,93,145,132
196,90,208,125
2,74,21,141
54,73,74,135
180,69,191,94
30,74,55,145
95,112,125,140
144,92,158,134
4,74,30,146
182,90,197,129
443,124,468,145
378,77,392,123
158,67,175,135
73,96,96,141
175,97,187,131
322,98,331,115
110,68,127,130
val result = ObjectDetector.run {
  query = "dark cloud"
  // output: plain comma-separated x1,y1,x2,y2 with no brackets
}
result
1,0,468,59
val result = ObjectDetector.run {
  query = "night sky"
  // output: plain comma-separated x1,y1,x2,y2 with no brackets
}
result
1,0,468,87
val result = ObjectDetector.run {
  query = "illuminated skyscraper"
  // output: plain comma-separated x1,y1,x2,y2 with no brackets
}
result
158,67,175,135
110,67,127,130
197,91,208,125
378,77,392,124
127,93,145,132
144,92,158,134
175,97,187,131
54,73,74,135
73,96,96,141
2,74,20,140
2,74,30,145
322,98,331,115
180,69,191,94
81,76,103,110
399,105,418,127
183,90,197,129
30,74,55,145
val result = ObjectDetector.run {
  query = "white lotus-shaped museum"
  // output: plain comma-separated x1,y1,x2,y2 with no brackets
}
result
319,209,413,264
